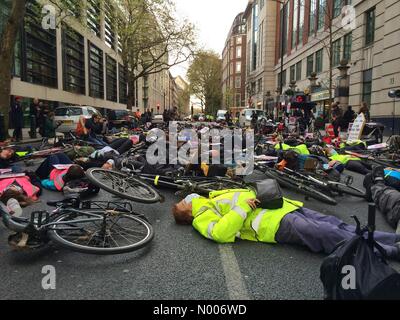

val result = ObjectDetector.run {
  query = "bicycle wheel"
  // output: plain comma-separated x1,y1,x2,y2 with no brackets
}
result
86,168,161,203
328,182,366,198
193,179,244,195
264,169,337,206
48,210,154,255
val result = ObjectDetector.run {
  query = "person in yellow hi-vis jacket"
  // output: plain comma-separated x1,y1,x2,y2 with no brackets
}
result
172,189,400,260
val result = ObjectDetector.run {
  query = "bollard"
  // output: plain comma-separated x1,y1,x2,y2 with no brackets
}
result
0,113,5,142
30,115,37,139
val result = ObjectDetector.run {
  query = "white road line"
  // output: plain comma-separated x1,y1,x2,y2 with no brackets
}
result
219,245,251,300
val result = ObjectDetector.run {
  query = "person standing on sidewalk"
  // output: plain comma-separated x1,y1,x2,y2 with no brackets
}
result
331,102,343,138
10,97,24,142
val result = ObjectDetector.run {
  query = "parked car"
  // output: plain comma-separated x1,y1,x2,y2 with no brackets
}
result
239,108,267,127
152,114,164,124
54,106,101,133
107,109,130,129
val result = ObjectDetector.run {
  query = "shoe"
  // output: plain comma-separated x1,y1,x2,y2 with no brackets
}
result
363,173,374,202
372,166,385,183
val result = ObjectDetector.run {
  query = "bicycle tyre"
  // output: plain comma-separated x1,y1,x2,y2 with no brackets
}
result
48,210,154,255
264,169,337,205
328,182,366,198
86,168,161,203
193,179,245,195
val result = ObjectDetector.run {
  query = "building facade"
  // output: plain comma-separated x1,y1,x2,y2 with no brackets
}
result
272,0,400,131
349,0,400,132
244,0,277,112
221,12,247,113
174,75,190,116
1,0,171,117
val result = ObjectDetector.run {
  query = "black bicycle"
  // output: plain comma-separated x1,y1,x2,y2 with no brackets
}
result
257,163,366,205
136,173,246,198
1,197,154,255
86,168,162,203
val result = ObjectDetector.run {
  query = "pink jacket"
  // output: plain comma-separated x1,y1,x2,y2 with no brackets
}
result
0,176,40,200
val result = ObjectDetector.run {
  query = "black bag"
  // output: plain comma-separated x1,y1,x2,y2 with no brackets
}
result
249,179,283,210
320,206,400,300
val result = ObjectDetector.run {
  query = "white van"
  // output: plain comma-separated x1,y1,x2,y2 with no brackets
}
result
54,106,101,133
239,109,267,127
216,110,227,122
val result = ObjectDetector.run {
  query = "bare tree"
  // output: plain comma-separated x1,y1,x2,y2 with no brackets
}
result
113,0,196,110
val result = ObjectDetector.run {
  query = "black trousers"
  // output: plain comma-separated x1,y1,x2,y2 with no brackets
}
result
35,153,73,180
109,138,133,155
346,160,372,175
372,182,400,228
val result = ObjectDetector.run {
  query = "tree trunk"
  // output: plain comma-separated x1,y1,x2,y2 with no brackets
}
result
0,0,26,137
127,72,136,111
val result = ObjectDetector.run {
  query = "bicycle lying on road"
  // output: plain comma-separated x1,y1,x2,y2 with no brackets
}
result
86,168,244,200
256,163,366,206
0,197,154,255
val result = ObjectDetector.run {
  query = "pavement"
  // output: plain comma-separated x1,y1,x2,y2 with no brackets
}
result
0,167,399,300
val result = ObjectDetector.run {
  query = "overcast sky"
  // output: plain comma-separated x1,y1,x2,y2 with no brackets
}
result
170,0,248,80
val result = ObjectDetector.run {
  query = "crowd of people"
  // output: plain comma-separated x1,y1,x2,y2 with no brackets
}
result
1,97,400,265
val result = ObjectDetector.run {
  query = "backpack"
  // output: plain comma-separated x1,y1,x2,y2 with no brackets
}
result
320,206,400,300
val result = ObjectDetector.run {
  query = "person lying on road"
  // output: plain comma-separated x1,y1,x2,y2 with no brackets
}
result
172,189,400,261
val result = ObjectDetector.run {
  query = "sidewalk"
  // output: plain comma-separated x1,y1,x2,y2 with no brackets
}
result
7,128,43,145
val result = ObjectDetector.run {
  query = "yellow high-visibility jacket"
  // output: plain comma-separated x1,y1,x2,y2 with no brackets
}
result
192,189,303,244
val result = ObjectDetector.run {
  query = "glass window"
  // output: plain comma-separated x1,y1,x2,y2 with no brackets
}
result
290,65,296,82
317,0,326,30
236,62,242,74
88,42,104,99
236,36,242,45
343,33,352,61
87,0,101,37
292,0,298,48
23,2,58,88
119,64,128,104
365,7,375,46
62,26,85,94
104,2,116,49
316,49,323,73
106,55,117,102
236,46,242,58
299,1,305,43
333,0,342,18
296,61,302,81
307,54,314,76
362,69,372,106
309,0,317,36
235,76,241,89
55,107,83,116
332,39,341,66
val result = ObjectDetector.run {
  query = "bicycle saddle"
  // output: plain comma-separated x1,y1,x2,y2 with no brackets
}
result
47,195,81,208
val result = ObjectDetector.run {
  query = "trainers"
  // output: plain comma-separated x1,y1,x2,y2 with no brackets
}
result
372,166,385,183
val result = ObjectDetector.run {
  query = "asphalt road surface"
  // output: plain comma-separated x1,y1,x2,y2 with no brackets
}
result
0,168,398,300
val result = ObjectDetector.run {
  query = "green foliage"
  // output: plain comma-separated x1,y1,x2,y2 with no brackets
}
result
187,50,222,116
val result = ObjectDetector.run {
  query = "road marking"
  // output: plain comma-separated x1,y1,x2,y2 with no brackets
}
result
219,245,250,300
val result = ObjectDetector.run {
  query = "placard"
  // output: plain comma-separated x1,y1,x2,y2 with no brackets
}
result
348,113,367,142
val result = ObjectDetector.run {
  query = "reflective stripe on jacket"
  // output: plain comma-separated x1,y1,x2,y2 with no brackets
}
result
330,154,360,165
0,177,40,200
275,143,310,155
49,168,69,191
192,189,303,244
